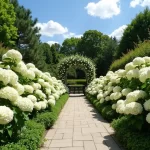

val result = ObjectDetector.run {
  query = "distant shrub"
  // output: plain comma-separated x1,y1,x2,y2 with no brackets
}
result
110,40,150,71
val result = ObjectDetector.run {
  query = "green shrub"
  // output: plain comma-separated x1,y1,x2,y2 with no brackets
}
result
110,40,150,71
86,93,118,121
51,94,69,115
0,144,26,150
17,120,45,150
101,105,117,121
111,116,150,150
34,112,56,129
0,94,69,149
34,94,69,129
0,120,44,150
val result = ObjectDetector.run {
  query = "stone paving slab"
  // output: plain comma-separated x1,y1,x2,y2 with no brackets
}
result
41,94,121,150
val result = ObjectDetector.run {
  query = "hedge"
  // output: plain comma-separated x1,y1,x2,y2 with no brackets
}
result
86,93,119,122
111,116,150,150
0,93,69,150
110,40,150,71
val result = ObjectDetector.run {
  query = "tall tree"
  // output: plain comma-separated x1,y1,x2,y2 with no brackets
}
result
116,7,150,59
77,30,103,59
60,37,81,55
77,30,118,76
0,0,17,46
10,0,40,62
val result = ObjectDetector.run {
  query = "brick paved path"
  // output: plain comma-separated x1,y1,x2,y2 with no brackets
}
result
41,94,122,150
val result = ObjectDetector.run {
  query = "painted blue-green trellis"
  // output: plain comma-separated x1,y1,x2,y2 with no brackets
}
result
58,55,96,84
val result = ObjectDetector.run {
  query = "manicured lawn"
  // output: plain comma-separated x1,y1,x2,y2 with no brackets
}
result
67,79,86,85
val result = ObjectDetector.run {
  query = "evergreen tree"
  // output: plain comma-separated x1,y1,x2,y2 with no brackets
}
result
10,0,40,62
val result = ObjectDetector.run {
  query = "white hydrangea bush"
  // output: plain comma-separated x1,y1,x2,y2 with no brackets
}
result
86,56,150,125
0,49,67,126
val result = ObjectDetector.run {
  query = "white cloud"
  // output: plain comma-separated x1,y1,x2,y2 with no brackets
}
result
47,41,58,46
130,0,150,7
85,0,120,19
36,20,82,40
141,0,150,7
36,20,68,37
109,25,127,40
63,32,82,38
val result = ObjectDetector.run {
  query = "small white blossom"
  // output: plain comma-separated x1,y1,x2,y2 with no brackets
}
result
0,106,14,124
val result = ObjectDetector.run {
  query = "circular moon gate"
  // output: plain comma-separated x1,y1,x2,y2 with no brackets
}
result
58,55,96,84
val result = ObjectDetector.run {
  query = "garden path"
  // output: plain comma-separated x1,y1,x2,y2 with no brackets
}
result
41,94,123,150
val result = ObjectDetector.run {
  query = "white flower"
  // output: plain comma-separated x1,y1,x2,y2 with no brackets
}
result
54,93,60,100
110,93,115,100
0,68,10,85
48,99,56,105
113,92,122,100
115,69,126,77
0,86,19,102
27,95,37,103
24,85,34,93
143,56,150,63
12,61,27,74
116,103,126,114
38,79,45,85
126,68,139,80
133,57,145,66
2,49,22,63
139,70,147,83
110,75,119,83
44,72,51,77
39,101,47,109
0,106,14,124
146,113,150,124
35,90,46,99
100,98,104,103
34,102,41,111
125,102,143,115
97,93,103,100
113,86,122,92
30,68,43,77
24,69,35,80
7,70,18,85
43,82,50,88
126,90,147,104
105,96,110,101
13,83,24,95
117,100,125,106
122,88,132,96
26,63,35,69
45,88,51,95
31,83,41,90
125,62,136,71
15,97,33,112
112,104,117,110
49,95,55,100
144,100,150,111
108,86,113,93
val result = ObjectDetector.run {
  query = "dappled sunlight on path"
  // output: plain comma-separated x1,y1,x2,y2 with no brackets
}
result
41,94,123,150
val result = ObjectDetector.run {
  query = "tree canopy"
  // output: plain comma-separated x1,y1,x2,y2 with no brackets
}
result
116,7,150,59
0,0,18,46
10,0,40,62
60,37,81,55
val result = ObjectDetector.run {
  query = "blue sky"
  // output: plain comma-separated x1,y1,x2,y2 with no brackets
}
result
18,0,149,45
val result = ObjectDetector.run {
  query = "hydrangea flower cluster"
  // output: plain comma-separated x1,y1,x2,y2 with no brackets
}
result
86,56,150,124
0,49,67,125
